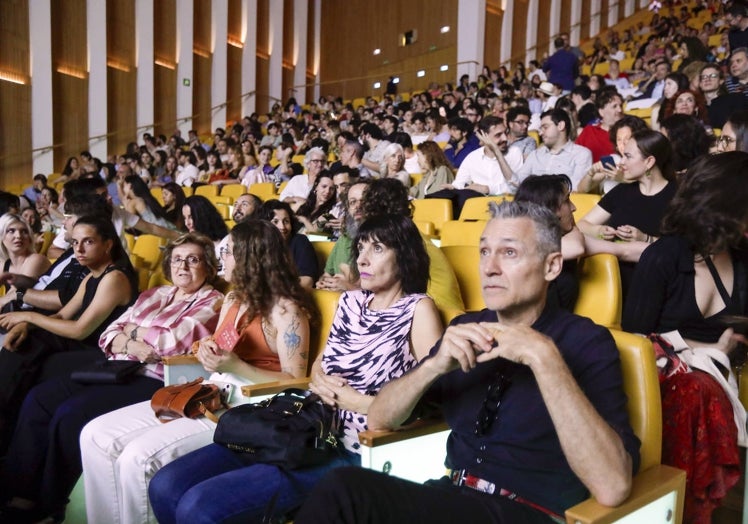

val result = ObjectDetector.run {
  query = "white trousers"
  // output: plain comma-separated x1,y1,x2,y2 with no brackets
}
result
80,400,217,524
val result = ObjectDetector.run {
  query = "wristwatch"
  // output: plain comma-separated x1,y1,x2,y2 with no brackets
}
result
130,327,138,341
15,290,24,304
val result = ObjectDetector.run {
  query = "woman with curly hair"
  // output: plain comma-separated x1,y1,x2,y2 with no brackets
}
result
662,89,710,127
659,114,711,175
622,152,748,522
79,220,316,524
161,182,186,229
149,214,443,524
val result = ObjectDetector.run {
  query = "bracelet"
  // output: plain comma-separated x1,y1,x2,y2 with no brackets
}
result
123,339,130,355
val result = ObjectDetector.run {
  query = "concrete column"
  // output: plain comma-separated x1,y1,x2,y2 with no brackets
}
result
135,0,154,139
570,0,583,45
268,0,284,108
500,0,514,64
241,0,257,116
293,0,308,105
176,0,194,136
87,0,107,161
525,0,539,61
590,0,602,38
29,0,54,176
608,0,619,27
211,0,228,130
457,0,486,82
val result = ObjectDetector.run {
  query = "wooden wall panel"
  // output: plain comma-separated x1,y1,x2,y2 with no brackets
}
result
319,0,457,100
227,46,243,123
306,0,316,104
484,2,504,69
561,0,572,36
154,0,176,138
512,0,529,64
282,0,294,101
106,0,136,157
537,0,552,59
52,0,89,171
0,0,31,185
193,0,212,133
600,0,610,32
581,0,592,40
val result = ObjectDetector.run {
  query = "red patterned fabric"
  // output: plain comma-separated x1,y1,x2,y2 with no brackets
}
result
660,371,741,523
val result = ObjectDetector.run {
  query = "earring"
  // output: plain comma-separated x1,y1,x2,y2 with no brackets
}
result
645,168,651,177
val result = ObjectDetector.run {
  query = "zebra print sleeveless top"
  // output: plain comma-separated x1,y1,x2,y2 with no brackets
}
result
321,289,428,453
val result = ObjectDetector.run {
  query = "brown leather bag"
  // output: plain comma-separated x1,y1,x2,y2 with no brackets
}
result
151,377,225,423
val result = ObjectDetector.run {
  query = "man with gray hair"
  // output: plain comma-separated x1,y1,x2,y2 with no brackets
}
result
297,200,639,523
725,47,748,98
278,146,327,208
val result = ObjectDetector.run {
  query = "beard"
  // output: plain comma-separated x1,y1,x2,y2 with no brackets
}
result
344,214,361,238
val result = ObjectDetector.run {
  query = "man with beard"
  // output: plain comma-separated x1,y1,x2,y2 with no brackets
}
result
316,179,370,291
443,117,480,169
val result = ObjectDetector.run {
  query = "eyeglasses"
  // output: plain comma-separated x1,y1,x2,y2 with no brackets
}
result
170,255,203,267
700,73,720,80
717,135,736,146
474,365,513,436
309,159,325,164
219,246,233,259
511,119,530,125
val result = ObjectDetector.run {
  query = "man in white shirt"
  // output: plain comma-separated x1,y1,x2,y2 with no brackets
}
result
447,116,522,196
175,151,199,188
278,147,327,209
514,109,593,190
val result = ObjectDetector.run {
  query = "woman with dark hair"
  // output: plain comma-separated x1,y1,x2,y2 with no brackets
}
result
579,115,649,193
622,152,748,522
148,214,443,524
259,199,319,289
161,182,186,229
80,220,315,524
120,175,176,229
651,72,689,130
579,129,677,293
410,140,454,199
182,195,229,243
677,36,709,73
199,150,223,182
60,156,82,182
153,155,179,187
659,114,711,174
0,233,223,523
295,171,337,234
717,109,748,152
0,215,138,453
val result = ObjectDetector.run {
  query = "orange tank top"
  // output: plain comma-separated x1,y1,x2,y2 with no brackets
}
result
213,302,281,372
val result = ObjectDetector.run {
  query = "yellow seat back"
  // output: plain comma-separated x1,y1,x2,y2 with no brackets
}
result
412,199,452,235
439,220,486,247
459,195,512,221
220,184,247,200
574,254,622,329
609,329,662,470
310,289,340,373
130,234,166,271
38,230,55,256
247,182,277,201
440,245,484,312
413,220,435,237
208,195,233,206
150,187,164,205
311,240,336,271
193,185,219,198
570,192,601,223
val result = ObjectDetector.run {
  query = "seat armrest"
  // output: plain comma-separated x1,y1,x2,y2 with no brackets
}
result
162,354,200,365
241,378,311,398
359,418,449,447
564,464,686,524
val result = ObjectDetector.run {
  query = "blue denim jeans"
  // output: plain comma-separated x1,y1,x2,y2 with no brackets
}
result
148,442,360,524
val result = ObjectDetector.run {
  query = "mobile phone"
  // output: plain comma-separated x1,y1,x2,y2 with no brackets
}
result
600,155,616,170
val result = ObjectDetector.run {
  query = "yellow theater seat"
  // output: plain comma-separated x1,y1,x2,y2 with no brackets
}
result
412,199,453,236
439,220,486,247
574,253,622,329
458,195,512,221
440,245,484,312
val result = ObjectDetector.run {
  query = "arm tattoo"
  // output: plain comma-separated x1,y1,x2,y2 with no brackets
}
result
283,314,302,359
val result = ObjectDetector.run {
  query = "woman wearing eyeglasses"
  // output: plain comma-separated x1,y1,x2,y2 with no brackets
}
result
148,215,443,524
78,220,314,524
717,109,748,153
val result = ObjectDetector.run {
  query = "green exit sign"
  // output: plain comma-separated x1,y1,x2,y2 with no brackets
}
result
183,78,191,86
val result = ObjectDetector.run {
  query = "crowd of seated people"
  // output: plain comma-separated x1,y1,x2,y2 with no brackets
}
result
1,2,748,520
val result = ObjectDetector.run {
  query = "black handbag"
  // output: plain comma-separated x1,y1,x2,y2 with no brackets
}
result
70,359,144,385
213,388,339,469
